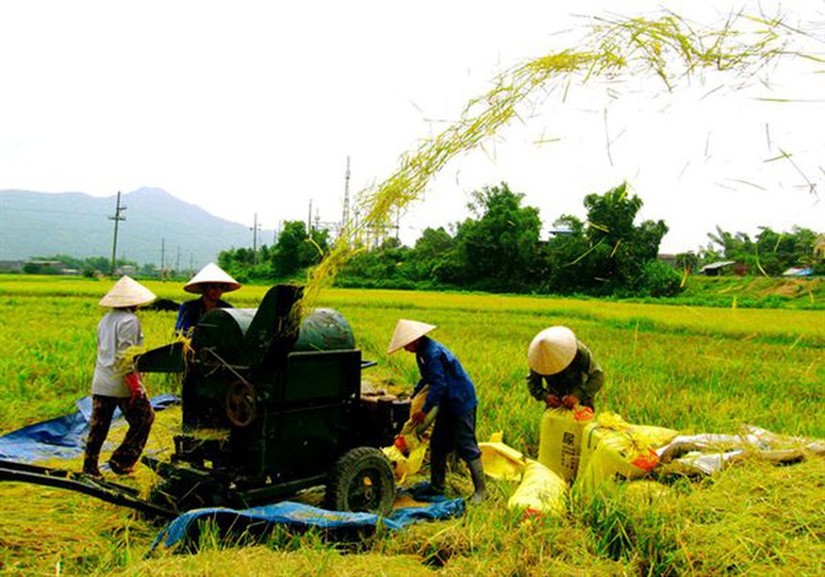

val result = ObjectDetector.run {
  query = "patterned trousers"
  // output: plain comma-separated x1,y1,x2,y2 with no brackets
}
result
84,394,155,473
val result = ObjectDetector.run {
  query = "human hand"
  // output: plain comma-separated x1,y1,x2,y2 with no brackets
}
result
545,394,562,408
561,395,580,409
124,373,145,404
393,435,408,454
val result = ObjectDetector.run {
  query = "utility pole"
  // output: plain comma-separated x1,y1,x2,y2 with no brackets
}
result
250,212,261,263
307,200,313,233
108,191,126,276
341,156,351,234
160,237,166,276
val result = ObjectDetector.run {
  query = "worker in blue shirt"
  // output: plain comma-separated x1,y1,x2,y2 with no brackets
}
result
388,319,486,502
174,263,241,337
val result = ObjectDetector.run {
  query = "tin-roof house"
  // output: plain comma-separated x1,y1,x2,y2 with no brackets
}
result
699,260,736,276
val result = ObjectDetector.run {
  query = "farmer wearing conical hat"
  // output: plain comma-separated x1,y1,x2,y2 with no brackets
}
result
174,262,241,336
526,326,604,410
83,276,157,478
388,319,486,502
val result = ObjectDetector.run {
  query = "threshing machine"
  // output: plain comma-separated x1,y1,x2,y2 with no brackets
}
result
1,284,411,519
138,284,410,515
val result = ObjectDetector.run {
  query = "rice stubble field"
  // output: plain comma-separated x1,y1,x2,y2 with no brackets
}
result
0,276,822,575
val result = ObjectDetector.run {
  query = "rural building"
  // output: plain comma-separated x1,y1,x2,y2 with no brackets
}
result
0,260,25,273
782,267,813,277
699,260,737,276
23,260,65,274
657,253,678,267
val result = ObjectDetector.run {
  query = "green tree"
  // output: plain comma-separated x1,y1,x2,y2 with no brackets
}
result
271,221,330,277
407,226,457,282
218,247,256,282
754,226,818,275
272,221,309,277
706,225,818,276
300,227,331,269
339,237,413,288
449,182,543,291
542,215,598,294
544,183,673,295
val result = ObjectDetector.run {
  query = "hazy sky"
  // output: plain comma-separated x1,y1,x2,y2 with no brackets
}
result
1,1,823,254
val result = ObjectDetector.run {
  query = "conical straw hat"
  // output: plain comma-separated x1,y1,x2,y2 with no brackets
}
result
387,319,437,354
183,262,241,294
99,275,157,308
527,326,577,375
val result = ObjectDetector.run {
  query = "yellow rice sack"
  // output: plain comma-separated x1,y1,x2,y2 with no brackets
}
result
383,385,432,482
576,412,677,499
538,406,594,484
507,459,568,518
383,440,428,482
479,431,527,481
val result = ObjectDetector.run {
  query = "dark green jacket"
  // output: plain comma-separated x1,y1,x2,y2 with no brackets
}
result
526,341,604,408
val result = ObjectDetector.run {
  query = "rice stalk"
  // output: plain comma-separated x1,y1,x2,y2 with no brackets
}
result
302,11,800,312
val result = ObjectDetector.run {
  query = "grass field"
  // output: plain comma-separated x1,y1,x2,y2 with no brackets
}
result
0,276,822,576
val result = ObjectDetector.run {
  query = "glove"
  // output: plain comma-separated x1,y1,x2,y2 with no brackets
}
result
393,435,408,455
410,410,426,425
545,394,562,408
124,372,145,404
562,394,580,409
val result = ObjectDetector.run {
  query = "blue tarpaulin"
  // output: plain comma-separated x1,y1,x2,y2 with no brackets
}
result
2,396,467,553
0,394,179,462
150,494,466,552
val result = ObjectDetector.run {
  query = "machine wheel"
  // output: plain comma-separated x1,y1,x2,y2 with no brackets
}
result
325,447,395,515
225,380,256,427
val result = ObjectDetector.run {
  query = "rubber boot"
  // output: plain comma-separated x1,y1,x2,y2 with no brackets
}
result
468,458,487,502
429,460,446,496
82,456,102,478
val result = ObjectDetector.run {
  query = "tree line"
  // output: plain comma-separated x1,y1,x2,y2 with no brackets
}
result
217,181,822,297
23,181,821,294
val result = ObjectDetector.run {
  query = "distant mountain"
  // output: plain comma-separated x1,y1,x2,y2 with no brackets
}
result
0,187,273,270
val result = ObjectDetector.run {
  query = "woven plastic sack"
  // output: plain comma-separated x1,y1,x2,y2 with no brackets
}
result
576,412,676,499
383,385,432,482
383,439,428,482
479,431,527,481
507,459,568,518
538,406,594,484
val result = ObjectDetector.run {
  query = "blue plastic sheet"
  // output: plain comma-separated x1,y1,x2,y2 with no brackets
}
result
2,395,467,553
0,394,179,462
151,494,466,551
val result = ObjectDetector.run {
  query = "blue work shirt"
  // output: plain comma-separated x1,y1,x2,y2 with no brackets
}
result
413,337,478,417
174,297,232,336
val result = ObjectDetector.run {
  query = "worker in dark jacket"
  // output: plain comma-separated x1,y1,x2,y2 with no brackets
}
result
388,319,486,502
174,262,241,336
526,325,604,409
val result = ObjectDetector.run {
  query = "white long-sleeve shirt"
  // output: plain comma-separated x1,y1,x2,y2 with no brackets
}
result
91,308,143,397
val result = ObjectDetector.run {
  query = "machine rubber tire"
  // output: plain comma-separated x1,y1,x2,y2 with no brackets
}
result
325,446,395,515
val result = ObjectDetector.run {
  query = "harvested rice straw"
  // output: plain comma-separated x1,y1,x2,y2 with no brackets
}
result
301,12,803,312
116,335,195,380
